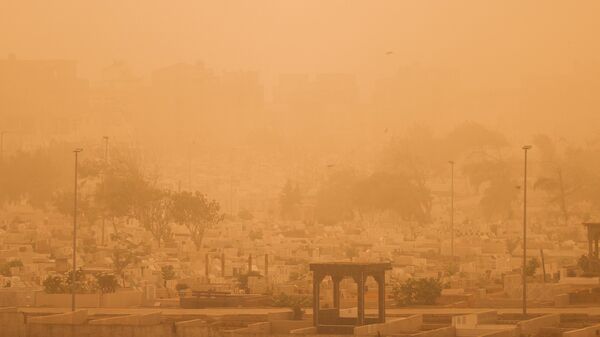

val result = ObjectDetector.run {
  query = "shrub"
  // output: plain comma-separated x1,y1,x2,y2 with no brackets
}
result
96,273,118,293
578,255,600,275
176,283,189,292
161,265,176,286
392,278,442,306
43,274,68,294
0,259,24,277
271,293,312,320
525,258,540,277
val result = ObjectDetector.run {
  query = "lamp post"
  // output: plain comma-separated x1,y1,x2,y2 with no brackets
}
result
449,160,455,258
101,136,108,246
0,131,6,163
72,148,83,311
522,145,532,317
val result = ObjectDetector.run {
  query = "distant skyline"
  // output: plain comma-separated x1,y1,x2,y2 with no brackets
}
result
3,1,600,141
2,1,599,80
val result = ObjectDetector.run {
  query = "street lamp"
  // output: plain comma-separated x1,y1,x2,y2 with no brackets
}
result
72,148,83,311
101,137,108,246
0,131,6,163
522,145,532,317
449,160,455,258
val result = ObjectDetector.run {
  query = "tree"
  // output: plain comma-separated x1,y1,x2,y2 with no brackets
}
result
314,170,360,225
533,135,573,225
95,154,154,232
110,232,148,286
43,274,68,294
271,293,312,320
0,145,73,208
138,189,174,248
354,172,432,225
462,155,518,220
525,258,540,277
161,265,176,287
280,180,302,220
52,190,100,228
392,278,442,306
0,259,23,277
171,191,223,251
578,255,600,275
43,269,99,294
96,273,118,293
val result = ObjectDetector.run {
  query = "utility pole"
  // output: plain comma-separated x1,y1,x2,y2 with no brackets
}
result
522,145,532,317
0,131,5,163
540,249,547,283
101,136,108,246
72,148,83,311
449,160,455,258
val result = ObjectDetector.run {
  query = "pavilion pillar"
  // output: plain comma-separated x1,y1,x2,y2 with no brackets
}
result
376,273,386,323
265,254,269,278
589,230,593,257
221,252,225,277
355,272,365,326
595,238,599,258
333,275,341,311
313,272,323,328
205,254,209,279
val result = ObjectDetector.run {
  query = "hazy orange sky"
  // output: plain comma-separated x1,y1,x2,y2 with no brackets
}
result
2,1,599,82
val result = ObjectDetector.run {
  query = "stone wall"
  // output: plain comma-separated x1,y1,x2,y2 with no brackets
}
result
33,290,144,308
517,314,560,337
270,320,312,334
563,323,600,337
353,314,423,336
0,307,25,337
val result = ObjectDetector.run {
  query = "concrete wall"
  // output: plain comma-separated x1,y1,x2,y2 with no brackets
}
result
0,288,36,307
479,329,516,337
174,318,217,337
25,310,175,337
22,310,224,337
354,314,423,336
33,290,143,308
0,307,25,337
555,293,570,307
101,290,144,307
268,310,293,321
86,324,173,337
563,323,600,337
517,314,560,337
34,292,101,307
270,320,312,334
476,311,498,324
223,322,271,337
27,310,89,337
290,326,317,334
409,326,456,337
456,327,516,337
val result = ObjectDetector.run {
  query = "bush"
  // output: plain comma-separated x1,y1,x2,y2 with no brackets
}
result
392,278,442,306
271,293,312,320
578,255,600,275
176,283,189,291
43,274,69,294
43,270,118,294
96,273,118,293
0,259,24,277
161,265,176,286
525,258,540,277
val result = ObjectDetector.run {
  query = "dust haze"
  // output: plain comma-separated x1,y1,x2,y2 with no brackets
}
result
2,2,600,337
